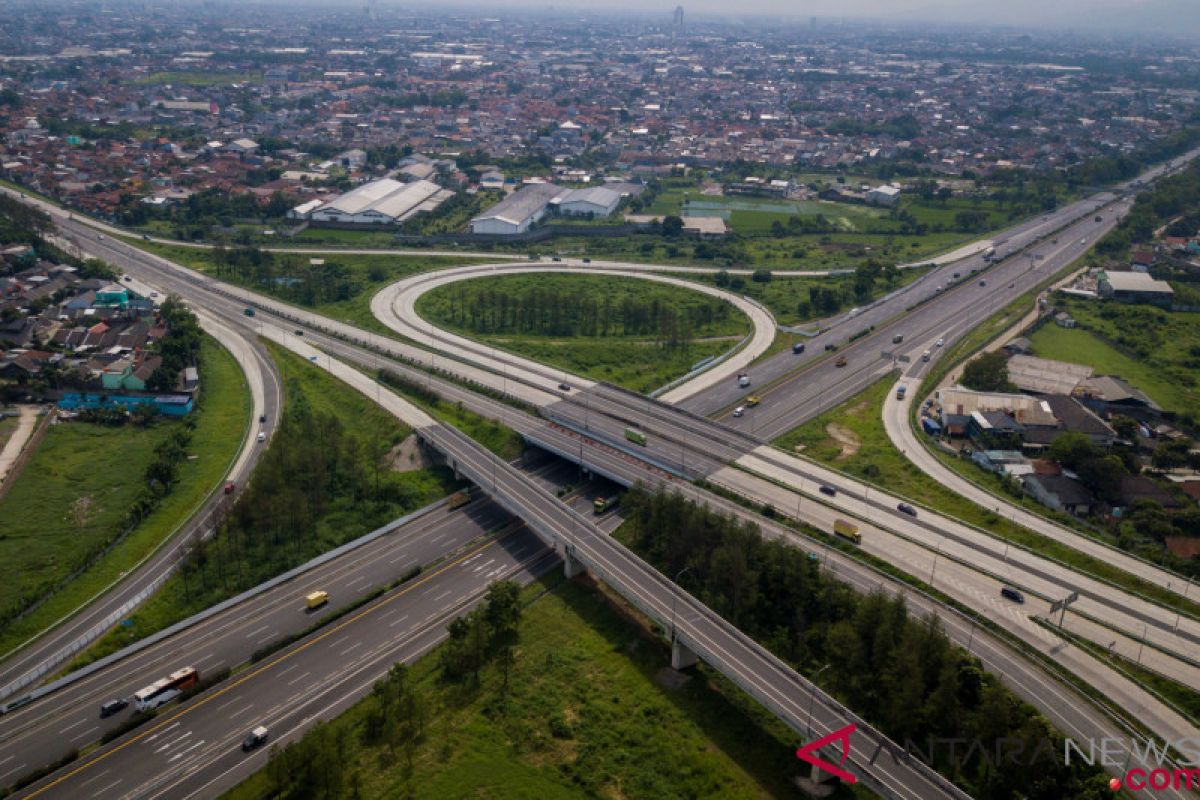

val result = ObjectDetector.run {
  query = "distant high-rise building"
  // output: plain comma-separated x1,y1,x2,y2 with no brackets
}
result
673,5,684,36
366,0,378,21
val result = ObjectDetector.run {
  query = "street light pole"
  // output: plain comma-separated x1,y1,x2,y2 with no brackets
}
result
670,566,692,642
806,663,832,738
929,539,943,587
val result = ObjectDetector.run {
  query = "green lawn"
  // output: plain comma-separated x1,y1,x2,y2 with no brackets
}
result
1028,299,1200,421
130,240,482,339
663,266,932,328
135,71,262,86
225,577,846,800
773,376,1200,616
0,337,249,658
416,273,753,394
67,343,457,668
0,414,14,453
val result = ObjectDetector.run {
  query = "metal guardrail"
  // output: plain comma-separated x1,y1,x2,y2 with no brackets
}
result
0,497,448,712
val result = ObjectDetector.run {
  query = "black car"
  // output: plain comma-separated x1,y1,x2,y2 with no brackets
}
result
294,329,304,336
259,414,267,424
242,725,270,752
897,503,918,517
792,342,806,355
1000,587,1025,604
582,257,591,264
558,382,571,391
819,485,837,497
824,343,838,352
99,698,128,718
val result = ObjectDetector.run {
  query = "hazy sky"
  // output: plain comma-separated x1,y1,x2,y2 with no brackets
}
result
426,0,1200,36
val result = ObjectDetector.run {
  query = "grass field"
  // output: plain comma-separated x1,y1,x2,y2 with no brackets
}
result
224,576,849,800
0,414,14,453
1028,297,1200,420
774,376,1200,616
665,265,932,327
0,337,249,658
131,240,481,338
135,71,262,86
416,273,753,394
69,343,456,667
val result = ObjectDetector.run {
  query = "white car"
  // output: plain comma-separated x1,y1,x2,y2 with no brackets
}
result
732,406,745,418
936,337,945,347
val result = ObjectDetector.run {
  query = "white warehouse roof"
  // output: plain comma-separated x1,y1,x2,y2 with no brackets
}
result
313,179,445,223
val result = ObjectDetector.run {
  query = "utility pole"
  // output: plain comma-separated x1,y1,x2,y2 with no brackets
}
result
669,566,692,642
806,664,831,738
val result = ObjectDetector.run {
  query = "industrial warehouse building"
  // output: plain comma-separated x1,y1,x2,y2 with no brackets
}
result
1096,270,1174,307
299,178,452,225
554,186,622,217
469,183,568,235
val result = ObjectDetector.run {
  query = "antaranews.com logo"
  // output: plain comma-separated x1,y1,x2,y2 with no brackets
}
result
795,724,1200,794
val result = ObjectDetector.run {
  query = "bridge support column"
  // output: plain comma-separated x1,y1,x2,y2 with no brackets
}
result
670,639,698,670
794,762,839,797
563,550,585,579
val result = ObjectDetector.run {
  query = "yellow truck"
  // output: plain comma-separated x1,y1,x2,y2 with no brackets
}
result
833,519,861,544
305,590,329,610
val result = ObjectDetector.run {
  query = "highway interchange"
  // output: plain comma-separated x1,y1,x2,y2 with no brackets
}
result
2,150,1200,798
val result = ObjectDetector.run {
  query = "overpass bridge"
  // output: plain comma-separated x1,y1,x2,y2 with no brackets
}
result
422,420,967,800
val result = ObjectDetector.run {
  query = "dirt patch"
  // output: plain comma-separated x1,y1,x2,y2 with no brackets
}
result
825,422,861,461
69,494,99,528
387,433,433,473
656,666,693,691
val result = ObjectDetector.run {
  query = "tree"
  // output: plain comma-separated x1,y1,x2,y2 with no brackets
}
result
1046,432,1102,470
661,215,684,237
1152,438,1193,470
1076,455,1126,502
959,351,1015,392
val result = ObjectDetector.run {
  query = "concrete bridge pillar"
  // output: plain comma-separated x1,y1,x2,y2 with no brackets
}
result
671,639,698,670
794,761,839,797
563,549,585,578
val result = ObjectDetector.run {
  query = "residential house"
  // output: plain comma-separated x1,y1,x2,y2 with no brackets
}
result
1024,474,1095,516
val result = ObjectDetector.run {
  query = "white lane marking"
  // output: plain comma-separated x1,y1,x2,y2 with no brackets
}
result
432,590,452,603
228,703,255,719
388,613,410,628
329,635,349,649
339,641,362,656
257,632,276,645
217,696,246,712
346,574,368,587
387,551,408,564
80,769,110,788
193,652,219,667
70,725,99,744
168,739,205,763
286,671,311,687
144,722,179,743
0,755,10,766
0,763,26,782
92,779,122,798
472,558,496,573
244,624,271,639
154,731,191,754
59,718,89,734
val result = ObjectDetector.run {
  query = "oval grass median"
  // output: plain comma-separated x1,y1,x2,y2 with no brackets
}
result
414,272,752,394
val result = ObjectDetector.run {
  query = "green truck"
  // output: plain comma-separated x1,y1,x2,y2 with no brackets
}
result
624,428,647,446
593,495,620,514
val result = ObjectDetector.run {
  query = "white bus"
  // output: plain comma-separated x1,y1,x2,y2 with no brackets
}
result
133,667,200,713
